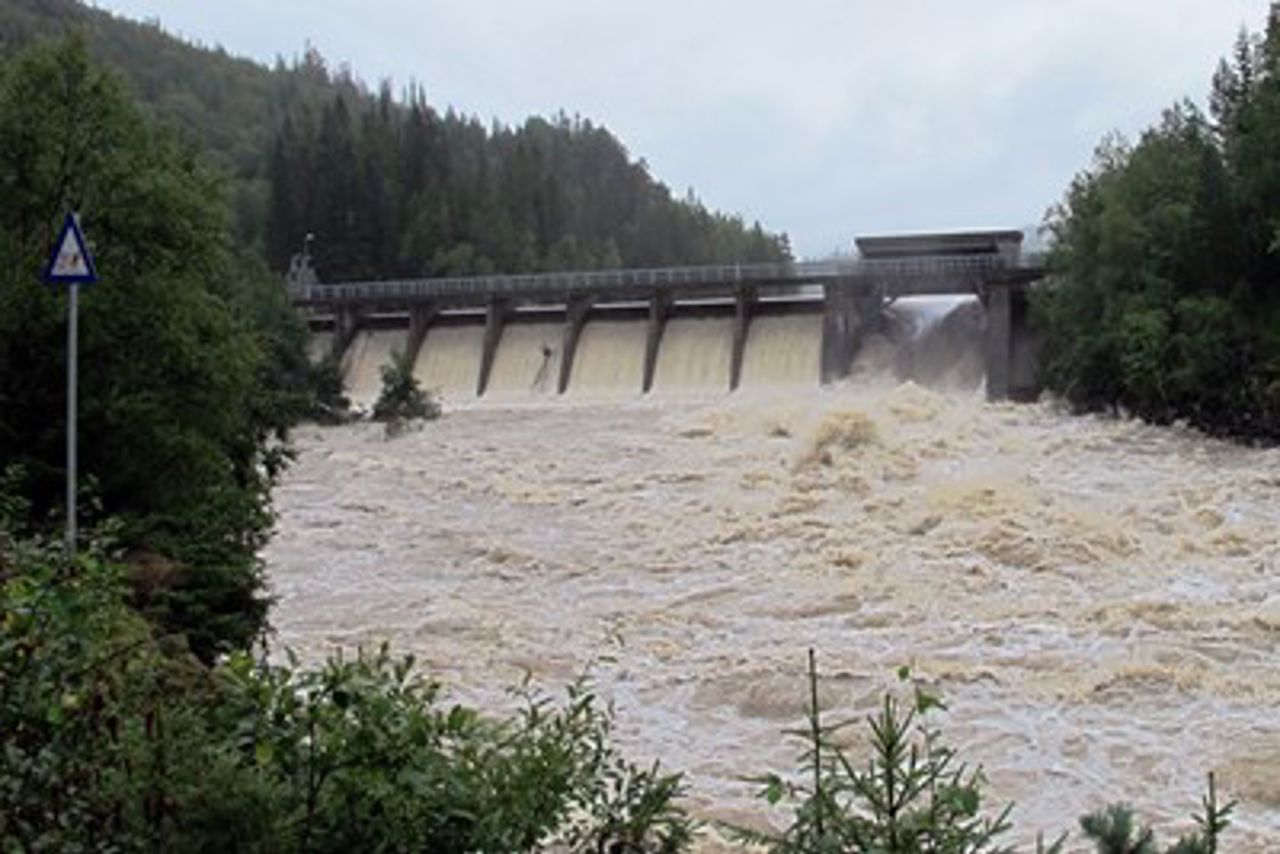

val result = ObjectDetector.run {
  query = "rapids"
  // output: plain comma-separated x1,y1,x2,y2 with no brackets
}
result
265,383,1280,850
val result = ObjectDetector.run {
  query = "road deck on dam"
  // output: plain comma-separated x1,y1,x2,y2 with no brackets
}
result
291,253,1045,310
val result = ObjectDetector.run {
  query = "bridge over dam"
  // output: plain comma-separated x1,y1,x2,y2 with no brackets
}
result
290,230,1047,403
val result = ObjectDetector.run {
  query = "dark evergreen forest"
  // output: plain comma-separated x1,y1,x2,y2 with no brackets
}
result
0,0,791,283
1037,9,1280,441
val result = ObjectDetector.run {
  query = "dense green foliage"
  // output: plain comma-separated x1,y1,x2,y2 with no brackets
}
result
373,350,440,425
0,520,693,852
1037,8,1280,441
0,0,791,280
0,38,308,659
267,97,791,280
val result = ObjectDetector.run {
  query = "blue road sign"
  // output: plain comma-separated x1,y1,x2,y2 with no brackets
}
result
44,212,99,285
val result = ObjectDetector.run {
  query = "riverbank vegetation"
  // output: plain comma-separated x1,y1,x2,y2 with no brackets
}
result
1037,7,1280,442
0,37,309,661
0,519,694,852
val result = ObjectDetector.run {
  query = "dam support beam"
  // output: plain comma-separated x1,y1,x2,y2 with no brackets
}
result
985,284,1012,401
558,297,593,394
477,298,512,397
853,295,886,339
729,287,756,391
643,292,671,393
821,283,858,382
405,303,437,370
332,305,364,361
1008,288,1040,401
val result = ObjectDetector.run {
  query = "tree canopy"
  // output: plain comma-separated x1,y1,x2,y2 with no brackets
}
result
0,37,306,658
267,96,791,281
1036,9,1280,441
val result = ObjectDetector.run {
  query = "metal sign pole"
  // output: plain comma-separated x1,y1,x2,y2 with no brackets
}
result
44,211,97,559
66,282,78,556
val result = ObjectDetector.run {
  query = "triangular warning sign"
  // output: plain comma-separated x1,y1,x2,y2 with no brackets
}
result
44,212,99,285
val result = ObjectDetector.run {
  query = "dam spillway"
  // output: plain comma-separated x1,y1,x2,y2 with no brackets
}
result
329,296,989,407
332,300,841,406
293,229,1047,403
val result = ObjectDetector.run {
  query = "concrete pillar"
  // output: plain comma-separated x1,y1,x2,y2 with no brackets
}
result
1008,288,1040,401
477,298,511,397
642,291,671,393
984,284,1012,401
404,303,437,372
853,295,885,338
332,304,363,361
558,297,593,394
821,282,858,383
729,287,756,391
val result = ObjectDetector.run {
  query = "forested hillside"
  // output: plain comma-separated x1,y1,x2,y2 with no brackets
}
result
0,0,790,280
1037,9,1280,441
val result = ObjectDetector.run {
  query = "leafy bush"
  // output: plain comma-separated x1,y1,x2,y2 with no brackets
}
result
207,647,693,853
372,348,440,425
307,354,353,424
0,522,692,852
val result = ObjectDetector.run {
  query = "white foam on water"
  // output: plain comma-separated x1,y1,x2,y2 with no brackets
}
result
307,331,334,363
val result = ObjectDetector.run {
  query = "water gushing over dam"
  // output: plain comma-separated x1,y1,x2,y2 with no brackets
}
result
337,296,976,407
271,296,1280,850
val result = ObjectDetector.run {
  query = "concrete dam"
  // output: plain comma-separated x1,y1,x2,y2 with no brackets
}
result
293,230,1046,405
327,305,828,405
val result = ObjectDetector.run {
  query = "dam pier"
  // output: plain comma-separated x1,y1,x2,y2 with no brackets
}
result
290,229,1046,401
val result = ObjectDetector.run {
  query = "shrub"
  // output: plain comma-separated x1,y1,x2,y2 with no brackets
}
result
308,354,353,424
372,348,440,425
0,522,692,852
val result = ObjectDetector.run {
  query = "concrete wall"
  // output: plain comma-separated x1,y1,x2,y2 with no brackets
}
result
313,281,1040,400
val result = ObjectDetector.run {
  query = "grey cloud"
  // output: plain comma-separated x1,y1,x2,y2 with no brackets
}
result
96,0,1269,256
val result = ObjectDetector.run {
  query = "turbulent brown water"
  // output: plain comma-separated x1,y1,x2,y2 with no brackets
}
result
268,320,1280,850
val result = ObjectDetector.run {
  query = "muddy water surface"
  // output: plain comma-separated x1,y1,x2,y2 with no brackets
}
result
265,385,1280,850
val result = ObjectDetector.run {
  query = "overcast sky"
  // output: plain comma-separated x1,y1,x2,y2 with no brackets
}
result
92,1,1269,258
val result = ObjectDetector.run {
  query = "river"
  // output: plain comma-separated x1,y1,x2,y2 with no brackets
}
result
266,340,1280,849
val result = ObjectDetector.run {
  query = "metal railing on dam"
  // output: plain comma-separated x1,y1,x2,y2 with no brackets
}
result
293,253,1048,307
